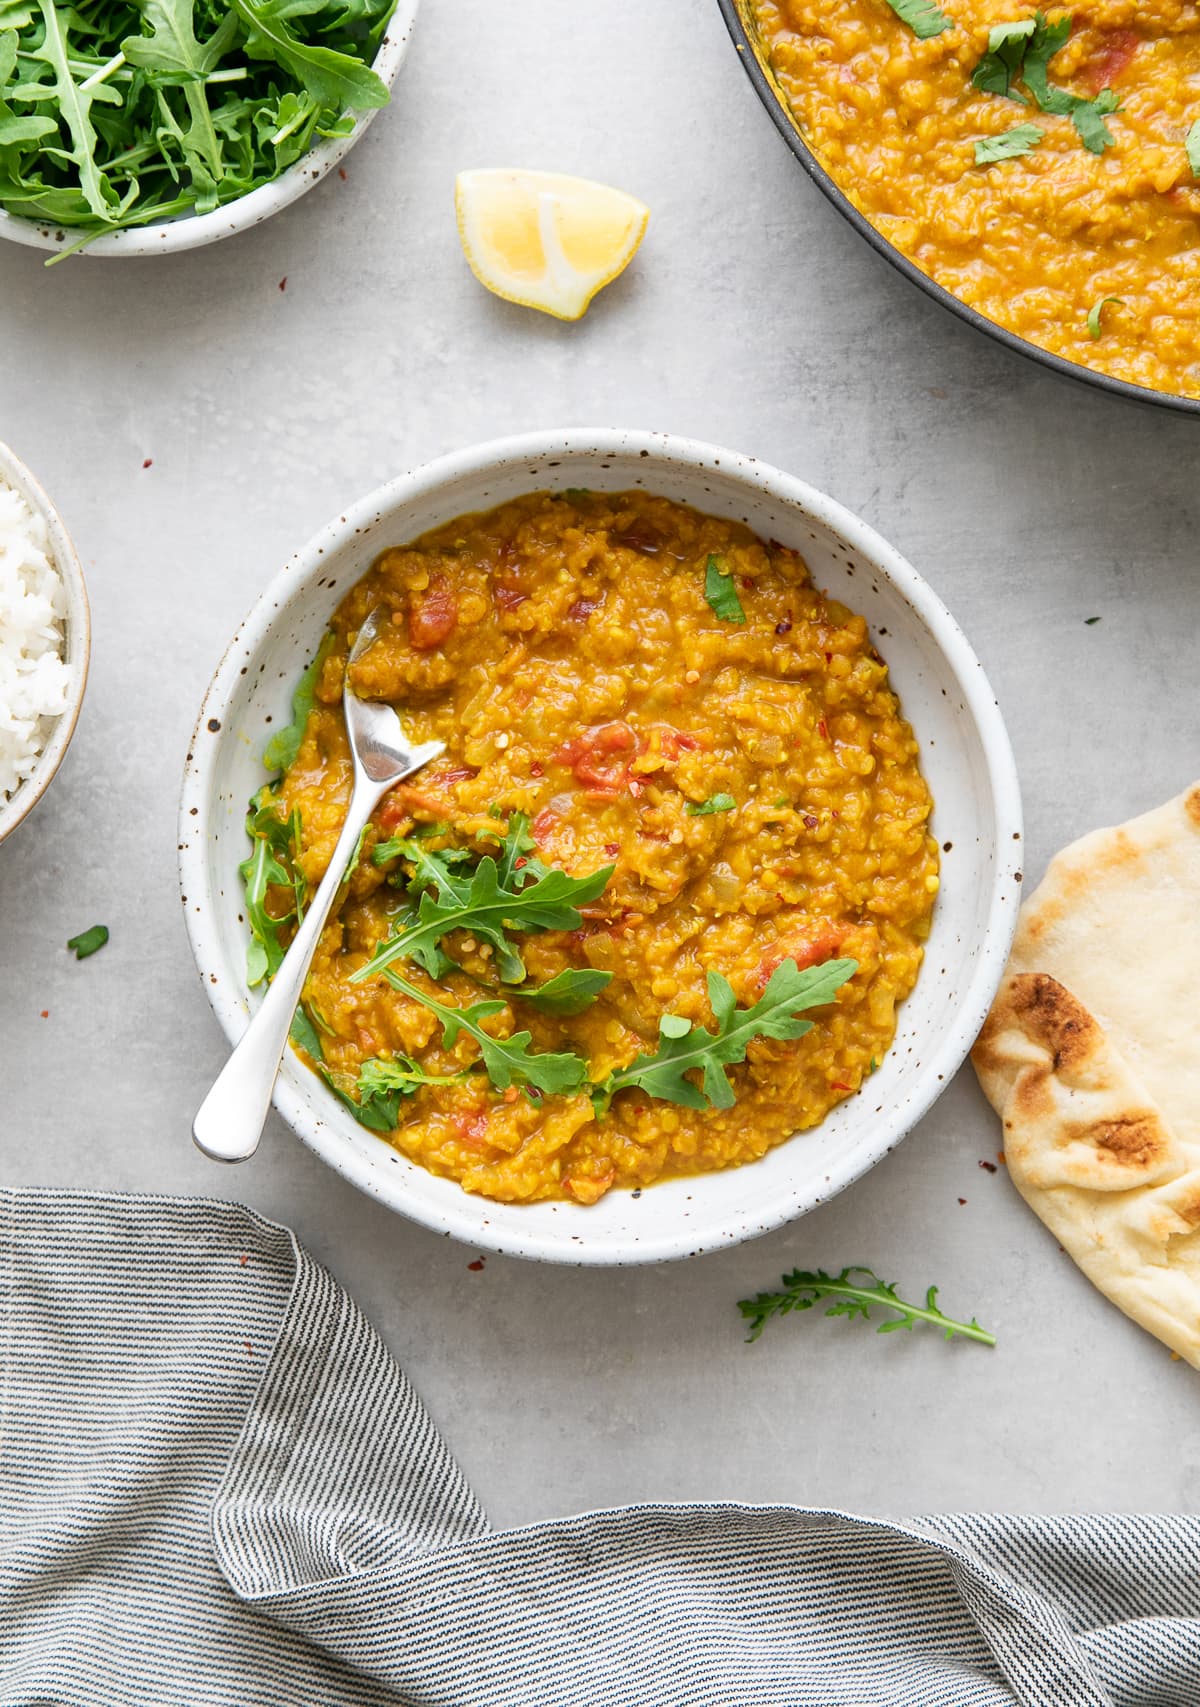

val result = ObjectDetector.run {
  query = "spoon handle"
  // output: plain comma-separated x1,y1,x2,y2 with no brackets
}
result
192,779,386,1163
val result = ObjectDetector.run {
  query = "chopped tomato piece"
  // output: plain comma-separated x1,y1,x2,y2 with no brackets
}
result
408,576,458,650
555,721,638,795
756,924,847,992
1084,29,1138,95
380,763,478,827
563,1166,615,1205
532,805,561,842
567,595,602,621
648,724,701,761
452,1109,490,1152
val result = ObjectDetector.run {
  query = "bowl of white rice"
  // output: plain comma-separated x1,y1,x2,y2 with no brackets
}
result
0,442,89,847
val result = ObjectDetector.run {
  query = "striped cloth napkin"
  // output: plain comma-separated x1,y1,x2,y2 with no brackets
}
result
1,1189,1197,1706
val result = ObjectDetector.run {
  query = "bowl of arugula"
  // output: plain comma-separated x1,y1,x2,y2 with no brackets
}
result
0,0,416,259
179,428,1023,1264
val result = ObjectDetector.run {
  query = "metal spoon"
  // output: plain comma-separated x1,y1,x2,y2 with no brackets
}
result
193,610,444,1163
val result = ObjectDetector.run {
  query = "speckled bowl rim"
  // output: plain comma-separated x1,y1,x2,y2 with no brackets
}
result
715,0,1200,418
179,427,1023,1265
0,0,417,258
0,441,90,846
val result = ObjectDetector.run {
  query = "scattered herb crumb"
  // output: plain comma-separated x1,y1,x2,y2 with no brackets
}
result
142,458,153,470
958,1197,967,1206
686,793,736,817
1085,616,1102,625
979,1159,998,1174
467,1257,486,1272
279,278,288,292
39,1009,48,1019
1087,295,1123,338
67,925,109,960
703,554,746,624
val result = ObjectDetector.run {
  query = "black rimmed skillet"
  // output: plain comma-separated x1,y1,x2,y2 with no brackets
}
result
715,0,1200,418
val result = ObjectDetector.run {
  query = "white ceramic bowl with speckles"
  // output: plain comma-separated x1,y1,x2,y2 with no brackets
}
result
0,441,90,849
179,428,1023,1265
0,1,416,260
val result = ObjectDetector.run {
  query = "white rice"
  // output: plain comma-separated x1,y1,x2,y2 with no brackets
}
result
0,478,73,802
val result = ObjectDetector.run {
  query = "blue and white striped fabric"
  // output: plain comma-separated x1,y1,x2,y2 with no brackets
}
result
1,1190,1198,1706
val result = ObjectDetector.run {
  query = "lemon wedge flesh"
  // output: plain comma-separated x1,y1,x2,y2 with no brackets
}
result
455,169,649,321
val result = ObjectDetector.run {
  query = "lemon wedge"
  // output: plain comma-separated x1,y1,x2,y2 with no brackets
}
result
455,169,649,321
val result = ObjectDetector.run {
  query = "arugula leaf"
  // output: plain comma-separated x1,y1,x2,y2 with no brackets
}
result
381,969,588,1095
703,554,745,625
738,1265,996,1347
239,794,305,986
232,0,388,110
883,0,952,40
1086,294,1123,339
264,631,333,773
974,123,1043,164
289,1003,324,1060
510,968,613,1015
686,793,736,817
592,956,858,1115
67,923,109,959
29,0,121,220
351,848,614,986
1188,117,1200,179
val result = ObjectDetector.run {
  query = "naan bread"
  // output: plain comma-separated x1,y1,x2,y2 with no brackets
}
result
972,783,1200,1368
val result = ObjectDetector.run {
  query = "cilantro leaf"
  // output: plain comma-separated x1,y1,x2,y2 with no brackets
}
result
974,123,1043,164
592,956,858,1115
686,793,736,817
381,970,588,1095
67,924,108,959
510,968,613,1015
289,1003,324,1060
1086,295,1123,339
971,13,1120,155
703,555,745,625
972,18,1036,99
264,632,333,774
1071,88,1120,154
738,1265,996,1347
883,0,952,40
1188,117,1200,178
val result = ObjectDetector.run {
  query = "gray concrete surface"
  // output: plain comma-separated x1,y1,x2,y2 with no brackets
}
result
2,0,1197,1526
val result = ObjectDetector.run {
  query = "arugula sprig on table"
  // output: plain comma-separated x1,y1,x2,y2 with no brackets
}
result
739,1265,996,1348
971,13,1121,156
0,0,394,249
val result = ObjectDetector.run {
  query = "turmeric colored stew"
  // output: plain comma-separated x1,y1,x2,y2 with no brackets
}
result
242,489,938,1205
751,1,1200,397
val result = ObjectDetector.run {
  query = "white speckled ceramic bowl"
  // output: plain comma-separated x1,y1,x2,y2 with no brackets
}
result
0,441,90,849
0,2,416,259
179,429,1023,1265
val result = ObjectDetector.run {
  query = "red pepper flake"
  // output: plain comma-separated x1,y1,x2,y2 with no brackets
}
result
996,1152,1006,1165
244,1341,254,1356
467,1257,486,1272
239,1254,249,1267
338,167,348,181
978,1159,997,1174
824,652,832,664
818,719,830,740
958,1197,967,1206
141,458,153,470
803,814,818,830
831,1081,852,1093
775,617,792,635
741,577,754,592
278,276,287,292
604,842,620,856
529,760,544,778
39,1009,48,1019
